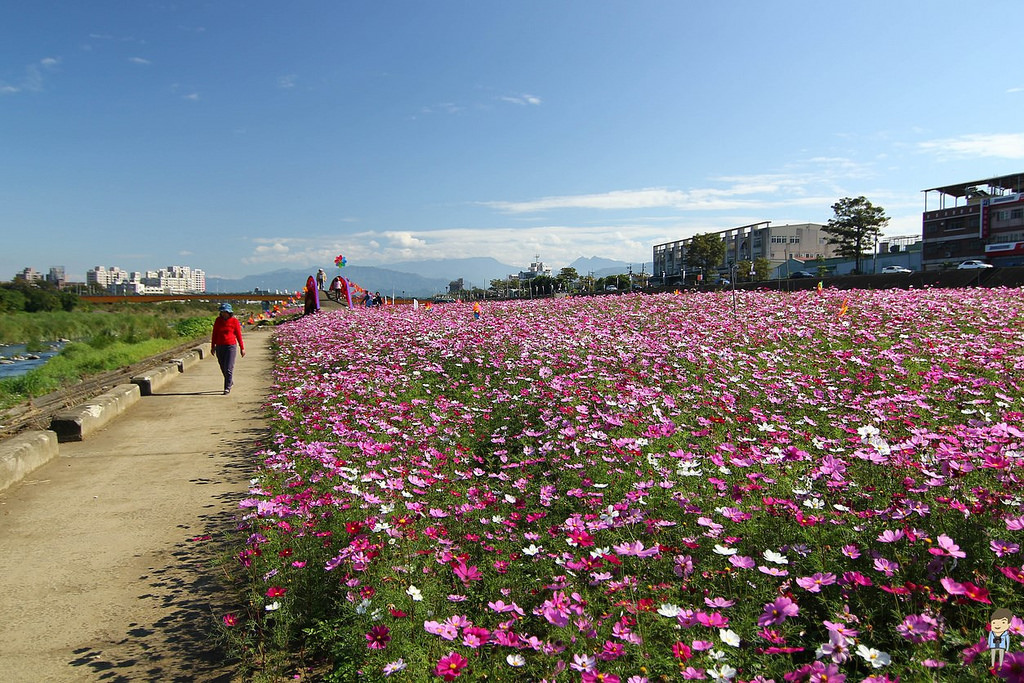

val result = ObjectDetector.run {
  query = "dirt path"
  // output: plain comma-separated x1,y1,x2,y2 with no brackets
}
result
0,329,273,682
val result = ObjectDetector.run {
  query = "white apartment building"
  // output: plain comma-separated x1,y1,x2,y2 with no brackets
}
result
86,265,206,294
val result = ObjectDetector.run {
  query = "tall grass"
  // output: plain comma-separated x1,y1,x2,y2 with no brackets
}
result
0,305,235,410
0,338,188,410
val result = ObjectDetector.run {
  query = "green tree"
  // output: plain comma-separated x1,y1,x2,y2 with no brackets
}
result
555,267,579,291
686,233,727,279
753,257,772,281
736,260,754,282
824,196,889,274
815,256,829,278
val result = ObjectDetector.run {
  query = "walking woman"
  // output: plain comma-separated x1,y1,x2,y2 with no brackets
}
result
211,303,245,395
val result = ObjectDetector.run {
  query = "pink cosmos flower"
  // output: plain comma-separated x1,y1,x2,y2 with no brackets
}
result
996,651,1024,680
897,613,940,643
222,613,238,627
581,672,620,683
758,596,799,626
434,651,469,680
265,586,287,598
796,572,836,593
872,557,899,576
991,539,1020,557
452,562,482,584
877,529,904,543
462,626,490,648
729,555,755,569
935,533,966,558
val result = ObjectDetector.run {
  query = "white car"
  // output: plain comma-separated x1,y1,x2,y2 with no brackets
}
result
881,265,912,274
957,260,993,270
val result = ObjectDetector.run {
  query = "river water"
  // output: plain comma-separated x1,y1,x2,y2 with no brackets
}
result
0,342,65,379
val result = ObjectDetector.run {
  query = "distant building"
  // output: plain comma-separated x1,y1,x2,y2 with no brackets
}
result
46,266,66,288
86,264,206,294
921,172,1024,270
653,222,838,282
517,256,552,281
448,278,465,294
14,267,43,283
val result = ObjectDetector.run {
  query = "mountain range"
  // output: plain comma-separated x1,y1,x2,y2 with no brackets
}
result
206,257,654,297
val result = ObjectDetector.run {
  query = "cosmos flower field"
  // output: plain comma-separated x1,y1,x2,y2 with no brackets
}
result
227,289,1024,682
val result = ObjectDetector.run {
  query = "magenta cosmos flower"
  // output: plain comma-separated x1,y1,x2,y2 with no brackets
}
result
435,651,469,680
758,596,799,626
366,625,391,649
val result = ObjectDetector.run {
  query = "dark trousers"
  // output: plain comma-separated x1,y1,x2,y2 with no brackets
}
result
215,345,237,391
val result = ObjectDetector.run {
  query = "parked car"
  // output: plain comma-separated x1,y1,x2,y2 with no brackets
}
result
881,265,912,274
605,285,618,291
957,260,993,270
789,270,815,279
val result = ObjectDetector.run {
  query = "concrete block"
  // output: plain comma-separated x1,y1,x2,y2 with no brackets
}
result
0,430,60,491
50,383,141,442
130,362,180,396
192,346,206,360
171,349,202,372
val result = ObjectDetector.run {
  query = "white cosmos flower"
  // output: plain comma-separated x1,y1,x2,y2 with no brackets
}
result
714,545,738,555
406,585,423,601
523,544,543,556
657,603,681,618
720,628,741,647
763,550,789,564
710,663,737,681
506,653,526,667
856,644,891,668
857,424,880,438
265,601,281,611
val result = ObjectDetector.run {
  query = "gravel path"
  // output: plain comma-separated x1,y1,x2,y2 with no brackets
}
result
0,329,273,682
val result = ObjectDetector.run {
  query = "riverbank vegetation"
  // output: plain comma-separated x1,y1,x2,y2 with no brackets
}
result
0,300,261,409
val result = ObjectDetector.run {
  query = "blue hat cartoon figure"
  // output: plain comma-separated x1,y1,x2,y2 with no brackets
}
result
989,607,1013,670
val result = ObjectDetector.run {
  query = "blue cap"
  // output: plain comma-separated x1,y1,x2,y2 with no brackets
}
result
219,303,233,313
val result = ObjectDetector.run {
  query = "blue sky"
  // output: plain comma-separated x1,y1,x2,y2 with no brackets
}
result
3,1,1023,281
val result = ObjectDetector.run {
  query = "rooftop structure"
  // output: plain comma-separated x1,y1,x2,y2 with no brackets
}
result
921,172,1024,269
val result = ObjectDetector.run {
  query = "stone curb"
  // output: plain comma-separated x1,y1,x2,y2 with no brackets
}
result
0,430,59,492
130,363,180,396
170,348,203,372
49,383,142,443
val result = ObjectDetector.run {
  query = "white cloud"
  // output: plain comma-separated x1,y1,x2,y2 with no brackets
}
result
917,133,1024,160
500,93,542,106
484,184,835,215
0,57,59,95
129,57,151,65
183,92,200,101
277,74,298,89
1007,87,1023,93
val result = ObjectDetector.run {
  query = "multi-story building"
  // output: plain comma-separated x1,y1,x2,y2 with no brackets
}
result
921,172,1024,270
86,264,206,294
517,257,552,281
14,267,43,283
653,222,838,281
46,267,66,288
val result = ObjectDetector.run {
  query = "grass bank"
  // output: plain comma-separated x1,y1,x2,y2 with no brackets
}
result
0,313,221,410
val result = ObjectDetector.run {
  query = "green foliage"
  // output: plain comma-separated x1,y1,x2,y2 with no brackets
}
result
824,196,889,274
174,316,215,339
0,280,77,312
685,232,727,276
0,337,186,409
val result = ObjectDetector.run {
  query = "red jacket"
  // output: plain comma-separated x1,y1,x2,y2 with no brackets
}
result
211,315,244,351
